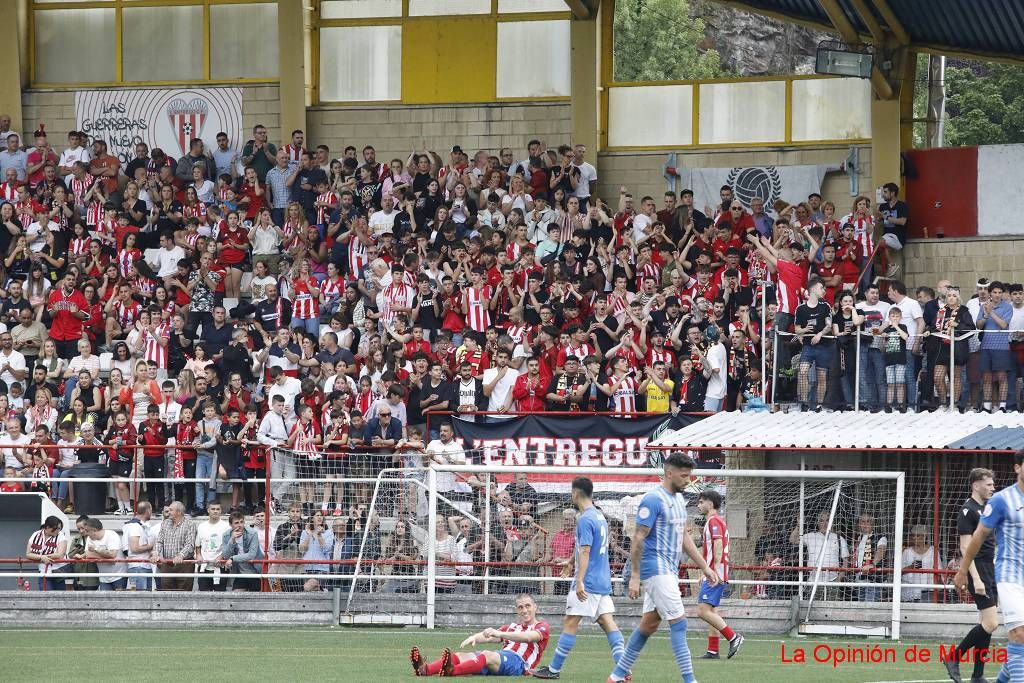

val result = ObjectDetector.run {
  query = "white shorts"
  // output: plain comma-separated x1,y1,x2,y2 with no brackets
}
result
998,581,1024,630
641,574,686,621
565,588,615,621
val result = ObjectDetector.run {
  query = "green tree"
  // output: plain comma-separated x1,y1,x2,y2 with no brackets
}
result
613,0,726,81
944,61,1024,146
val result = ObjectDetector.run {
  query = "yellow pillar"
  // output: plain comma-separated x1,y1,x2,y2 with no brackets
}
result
0,0,28,134
569,6,600,153
277,0,307,140
870,97,901,196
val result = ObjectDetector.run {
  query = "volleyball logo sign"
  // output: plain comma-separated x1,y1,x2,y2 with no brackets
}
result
726,167,782,208
75,88,242,166
167,98,210,157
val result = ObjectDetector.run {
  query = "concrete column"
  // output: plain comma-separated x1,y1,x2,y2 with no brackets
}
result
569,7,600,154
277,0,307,141
0,0,27,133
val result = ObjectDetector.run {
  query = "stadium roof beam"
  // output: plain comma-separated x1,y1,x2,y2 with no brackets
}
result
563,0,597,20
706,0,1024,65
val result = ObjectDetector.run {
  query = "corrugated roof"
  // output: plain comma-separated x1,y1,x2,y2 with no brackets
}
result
715,0,1024,62
651,411,1024,451
945,426,1024,452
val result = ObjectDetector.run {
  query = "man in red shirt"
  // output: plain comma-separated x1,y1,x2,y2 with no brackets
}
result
47,271,90,359
748,233,806,372
88,139,121,197
511,357,546,413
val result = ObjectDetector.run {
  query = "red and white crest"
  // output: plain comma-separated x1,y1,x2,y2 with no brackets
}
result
166,98,209,157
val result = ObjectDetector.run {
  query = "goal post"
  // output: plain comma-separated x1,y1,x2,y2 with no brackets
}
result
426,464,907,639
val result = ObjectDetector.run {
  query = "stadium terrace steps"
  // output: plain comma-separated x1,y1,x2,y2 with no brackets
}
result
0,593,993,638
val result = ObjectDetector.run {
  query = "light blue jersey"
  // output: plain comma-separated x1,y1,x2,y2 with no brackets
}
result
575,505,612,595
636,485,688,581
980,483,1024,584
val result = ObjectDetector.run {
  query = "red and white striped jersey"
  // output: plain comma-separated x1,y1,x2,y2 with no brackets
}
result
462,285,492,333
608,374,638,413
644,347,676,368
320,275,344,307
68,175,94,206
557,343,593,367
380,282,415,327
498,620,551,670
608,291,633,319
281,219,301,250
184,202,207,225
15,200,37,229
69,236,91,257
840,213,875,259
506,323,532,346
701,512,730,582
283,144,305,165
144,321,171,369
113,299,141,329
292,278,320,319
315,191,337,225
347,233,369,281
86,201,103,227
635,261,661,290
118,248,142,279
95,218,115,242
181,230,201,252
290,418,322,456
0,182,18,202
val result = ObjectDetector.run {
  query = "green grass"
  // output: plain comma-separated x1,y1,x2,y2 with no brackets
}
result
0,627,982,682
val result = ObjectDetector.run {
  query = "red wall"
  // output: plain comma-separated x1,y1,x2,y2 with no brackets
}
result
904,147,978,238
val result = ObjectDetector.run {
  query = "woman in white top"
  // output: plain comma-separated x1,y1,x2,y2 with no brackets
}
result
901,524,941,602
501,175,534,217
37,339,66,385
248,207,285,274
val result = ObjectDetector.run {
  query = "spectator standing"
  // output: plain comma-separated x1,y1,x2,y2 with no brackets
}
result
150,501,197,591
25,516,69,591
880,308,910,411
546,509,576,596
789,511,848,599
901,524,938,602
976,281,1014,412
857,284,890,411
123,501,156,591
82,518,127,591
196,502,231,592
889,281,925,410
240,124,277,183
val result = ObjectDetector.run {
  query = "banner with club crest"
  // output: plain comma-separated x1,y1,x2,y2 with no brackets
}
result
75,88,243,167
679,165,830,216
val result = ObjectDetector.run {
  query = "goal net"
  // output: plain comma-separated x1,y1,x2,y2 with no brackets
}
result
419,463,907,639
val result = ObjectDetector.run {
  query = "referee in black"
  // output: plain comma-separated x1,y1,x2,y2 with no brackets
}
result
946,467,998,683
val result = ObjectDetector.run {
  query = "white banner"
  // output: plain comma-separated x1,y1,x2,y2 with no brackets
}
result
680,165,829,216
75,88,243,167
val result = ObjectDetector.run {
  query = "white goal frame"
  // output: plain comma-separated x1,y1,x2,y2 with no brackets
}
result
426,465,907,639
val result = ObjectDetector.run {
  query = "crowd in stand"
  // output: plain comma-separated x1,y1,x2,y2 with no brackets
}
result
0,117,1021,518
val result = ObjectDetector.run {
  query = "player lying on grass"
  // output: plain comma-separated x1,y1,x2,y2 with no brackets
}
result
410,593,550,676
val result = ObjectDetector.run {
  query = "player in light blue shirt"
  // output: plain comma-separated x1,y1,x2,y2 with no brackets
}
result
530,477,626,680
956,448,1024,683
608,453,719,683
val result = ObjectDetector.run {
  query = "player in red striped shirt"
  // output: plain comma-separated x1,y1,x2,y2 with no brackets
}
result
411,593,550,677
695,489,743,660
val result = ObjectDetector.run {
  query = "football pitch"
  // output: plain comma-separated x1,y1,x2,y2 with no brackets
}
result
0,627,979,682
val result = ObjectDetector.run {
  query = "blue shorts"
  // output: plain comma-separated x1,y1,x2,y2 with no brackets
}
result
479,649,525,676
800,343,833,369
980,349,1013,373
698,579,727,607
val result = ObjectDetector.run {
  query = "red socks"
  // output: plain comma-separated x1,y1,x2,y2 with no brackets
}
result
452,653,487,676
721,626,736,641
424,657,444,676
707,635,720,653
